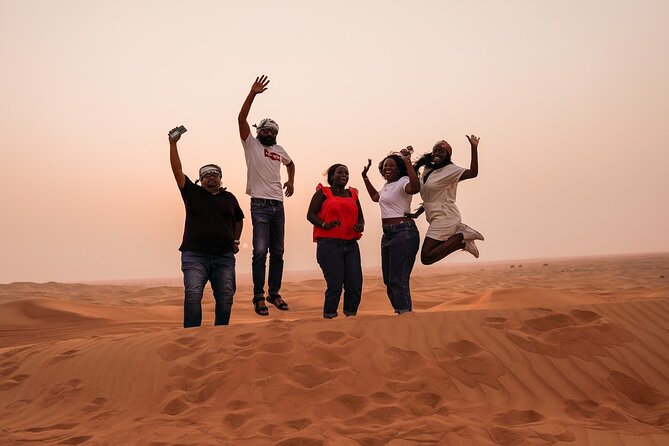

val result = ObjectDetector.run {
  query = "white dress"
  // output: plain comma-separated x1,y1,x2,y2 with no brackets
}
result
420,163,466,241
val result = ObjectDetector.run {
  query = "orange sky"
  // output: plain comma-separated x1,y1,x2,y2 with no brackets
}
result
1,0,668,282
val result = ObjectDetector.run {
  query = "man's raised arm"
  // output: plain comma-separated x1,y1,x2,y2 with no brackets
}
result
238,75,270,141
169,128,186,189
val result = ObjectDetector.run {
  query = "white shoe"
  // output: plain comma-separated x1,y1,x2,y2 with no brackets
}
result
463,239,480,258
457,223,484,241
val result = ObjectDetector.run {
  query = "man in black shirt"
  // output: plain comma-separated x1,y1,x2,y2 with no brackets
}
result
169,127,244,327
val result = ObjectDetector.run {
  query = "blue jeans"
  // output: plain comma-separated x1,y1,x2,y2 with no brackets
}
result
316,238,363,318
181,251,236,327
381,220,419,313
250,198,285,298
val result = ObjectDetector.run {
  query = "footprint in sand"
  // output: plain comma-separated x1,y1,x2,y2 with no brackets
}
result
488,423,574,446
43,379,83,406
493,409,544,425
284,418,313,430
504,310,634,360
226,400,250,410
315,330,346,345
369,391,396,404
275,437,324,446
384,347,426,374
0,362,19,377
157,342,198,361
0,373,31,391
46,349,80,365
565,399,629,424
162,397,189,416
223,412,248,429
80,397,107,413
437,340,506,390
314,393,369,419
24,422,79,433
608,370,668,406
183,379,219,404
234,332,257,347
414,392,443,409
345,406,406,426
259,341,294,354
486,426,527,446
287,364,334,389
483,316,509,329
173,336,206,349
405,392,446,416
447,340,482,357
4,398,32,414
59,435,92,445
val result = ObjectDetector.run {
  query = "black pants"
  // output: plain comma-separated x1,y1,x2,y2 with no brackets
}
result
316,238,363,318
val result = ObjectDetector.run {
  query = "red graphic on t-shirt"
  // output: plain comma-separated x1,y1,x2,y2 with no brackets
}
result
264,148,281,162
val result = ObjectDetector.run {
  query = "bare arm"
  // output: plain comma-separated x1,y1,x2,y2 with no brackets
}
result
361,159,380,202
284,161,295,197
233,220,243,254
238,75,269,141
169,129,186,189
401,146,420,194
353,199,365,233
405,205,425,219
307,189,340,229
459,134,479,181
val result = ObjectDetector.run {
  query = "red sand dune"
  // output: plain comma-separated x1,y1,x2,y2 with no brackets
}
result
0,254,668,445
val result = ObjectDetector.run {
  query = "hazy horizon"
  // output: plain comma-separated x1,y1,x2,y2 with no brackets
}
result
2,0,668,283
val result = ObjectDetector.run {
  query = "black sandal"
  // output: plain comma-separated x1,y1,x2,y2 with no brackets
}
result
253,298,269,316
266,294,289,311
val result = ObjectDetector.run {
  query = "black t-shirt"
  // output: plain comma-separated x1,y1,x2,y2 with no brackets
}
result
179,176,244,254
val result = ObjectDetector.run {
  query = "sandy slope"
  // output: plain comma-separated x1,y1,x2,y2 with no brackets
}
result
0,254,668,445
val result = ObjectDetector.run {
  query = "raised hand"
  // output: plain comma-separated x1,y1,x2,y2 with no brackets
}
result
362,159,372,178
251,75,270,95
168,127,182,143
466,134,480,147
400,145,413,163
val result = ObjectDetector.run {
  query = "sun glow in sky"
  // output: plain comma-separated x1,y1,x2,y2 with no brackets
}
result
1,0,668,282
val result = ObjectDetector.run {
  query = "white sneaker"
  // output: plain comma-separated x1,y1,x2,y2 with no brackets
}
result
463,239,480,258
457,223,484,241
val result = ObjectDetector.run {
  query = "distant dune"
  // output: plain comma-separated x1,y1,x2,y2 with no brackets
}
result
0,254,668,445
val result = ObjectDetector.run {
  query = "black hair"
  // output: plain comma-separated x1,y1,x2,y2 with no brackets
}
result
378,154,408,178
413,150,452,171
326,163,347,186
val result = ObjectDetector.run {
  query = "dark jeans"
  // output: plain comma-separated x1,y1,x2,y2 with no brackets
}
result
181,251,236,328
250,198,285,298
316,238,363,318
381,220,419,313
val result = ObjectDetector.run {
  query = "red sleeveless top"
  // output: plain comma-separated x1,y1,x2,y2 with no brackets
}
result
312,184,363,242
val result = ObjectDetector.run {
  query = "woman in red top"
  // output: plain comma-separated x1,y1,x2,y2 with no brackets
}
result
307,164,365,318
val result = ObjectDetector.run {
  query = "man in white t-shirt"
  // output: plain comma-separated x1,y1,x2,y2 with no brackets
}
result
238,75,295,317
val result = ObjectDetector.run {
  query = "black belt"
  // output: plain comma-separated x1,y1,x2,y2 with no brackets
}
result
251,197,282,205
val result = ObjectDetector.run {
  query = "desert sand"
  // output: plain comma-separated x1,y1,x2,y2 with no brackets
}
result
0,253,668,445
